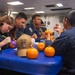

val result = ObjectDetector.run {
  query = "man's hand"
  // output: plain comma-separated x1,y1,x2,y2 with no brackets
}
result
31,34,37,39
40,32,46,39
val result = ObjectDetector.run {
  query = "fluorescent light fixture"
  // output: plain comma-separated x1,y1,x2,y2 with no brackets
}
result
56,3,63,7
7,1,24,5
11,12,18,14
35,11,45,13
24,7,35,10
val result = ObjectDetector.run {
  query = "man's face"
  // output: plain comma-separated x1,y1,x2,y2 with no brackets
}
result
16,18,27,28
33,16,41,26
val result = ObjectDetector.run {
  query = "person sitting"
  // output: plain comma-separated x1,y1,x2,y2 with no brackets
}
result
0,15,15,50
24,14,47,41
45,9,75,75
15,12,27,39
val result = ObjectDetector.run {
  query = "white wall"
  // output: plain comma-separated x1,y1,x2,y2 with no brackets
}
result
11,13,64,31
26,14,64,31
40,14,64,31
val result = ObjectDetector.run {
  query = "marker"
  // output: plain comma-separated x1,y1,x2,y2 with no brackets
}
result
2,35,6,39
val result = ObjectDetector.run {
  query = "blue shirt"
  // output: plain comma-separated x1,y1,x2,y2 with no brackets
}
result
45,26,75,69
24,24,47,41
16,27,25,39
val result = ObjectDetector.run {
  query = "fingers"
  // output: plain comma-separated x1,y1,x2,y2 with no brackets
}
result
1,37,12,47
31,34,37,39
5,37,11,43
31,38,35,46
47,33,51,40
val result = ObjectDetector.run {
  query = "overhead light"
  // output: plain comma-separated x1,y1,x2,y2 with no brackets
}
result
7,1,24,5
11,12,18,14
35,11,45,13
56,3,63,7
24,7,35,10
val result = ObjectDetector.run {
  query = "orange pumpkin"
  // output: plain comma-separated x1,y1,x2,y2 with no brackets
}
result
37,42,45,51
9,43,15,48
45,30,49,35
44,46,55,57
26,47,38,59
45,30,53,35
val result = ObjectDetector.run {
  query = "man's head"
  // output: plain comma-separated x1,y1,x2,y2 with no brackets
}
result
63,9,75,29
15,12,27,29
32,14,41,27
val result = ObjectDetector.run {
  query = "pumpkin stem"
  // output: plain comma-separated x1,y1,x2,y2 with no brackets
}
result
48,45,51,47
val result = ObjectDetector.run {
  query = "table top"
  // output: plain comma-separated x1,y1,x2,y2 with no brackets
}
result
0,48,63,75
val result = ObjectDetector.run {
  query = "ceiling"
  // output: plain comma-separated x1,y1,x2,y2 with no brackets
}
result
0,0,75,15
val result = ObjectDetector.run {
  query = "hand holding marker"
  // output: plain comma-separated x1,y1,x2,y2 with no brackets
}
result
2,35,16,48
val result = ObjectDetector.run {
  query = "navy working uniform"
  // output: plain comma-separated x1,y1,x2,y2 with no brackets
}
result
45,26,75,74
16,27,25,39
24,23,46,41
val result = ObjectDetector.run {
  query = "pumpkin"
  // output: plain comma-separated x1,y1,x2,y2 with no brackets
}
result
9,40,16,48
44,46,55,57
37,42,45,51
26,47,38,59
44,30,49,35
45,30,53,35
9,43,15,48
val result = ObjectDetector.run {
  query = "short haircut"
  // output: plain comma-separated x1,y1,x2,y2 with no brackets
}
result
41,20,44,24
15,12,27,20
32,14,40,20
65,9,75,26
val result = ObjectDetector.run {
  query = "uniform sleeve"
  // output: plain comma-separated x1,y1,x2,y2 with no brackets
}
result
16,30,23,39
45,40,53,46
45,32,71,56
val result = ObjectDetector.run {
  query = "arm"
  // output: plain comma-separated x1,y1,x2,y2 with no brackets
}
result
0,37,11,48
45,32,70,56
